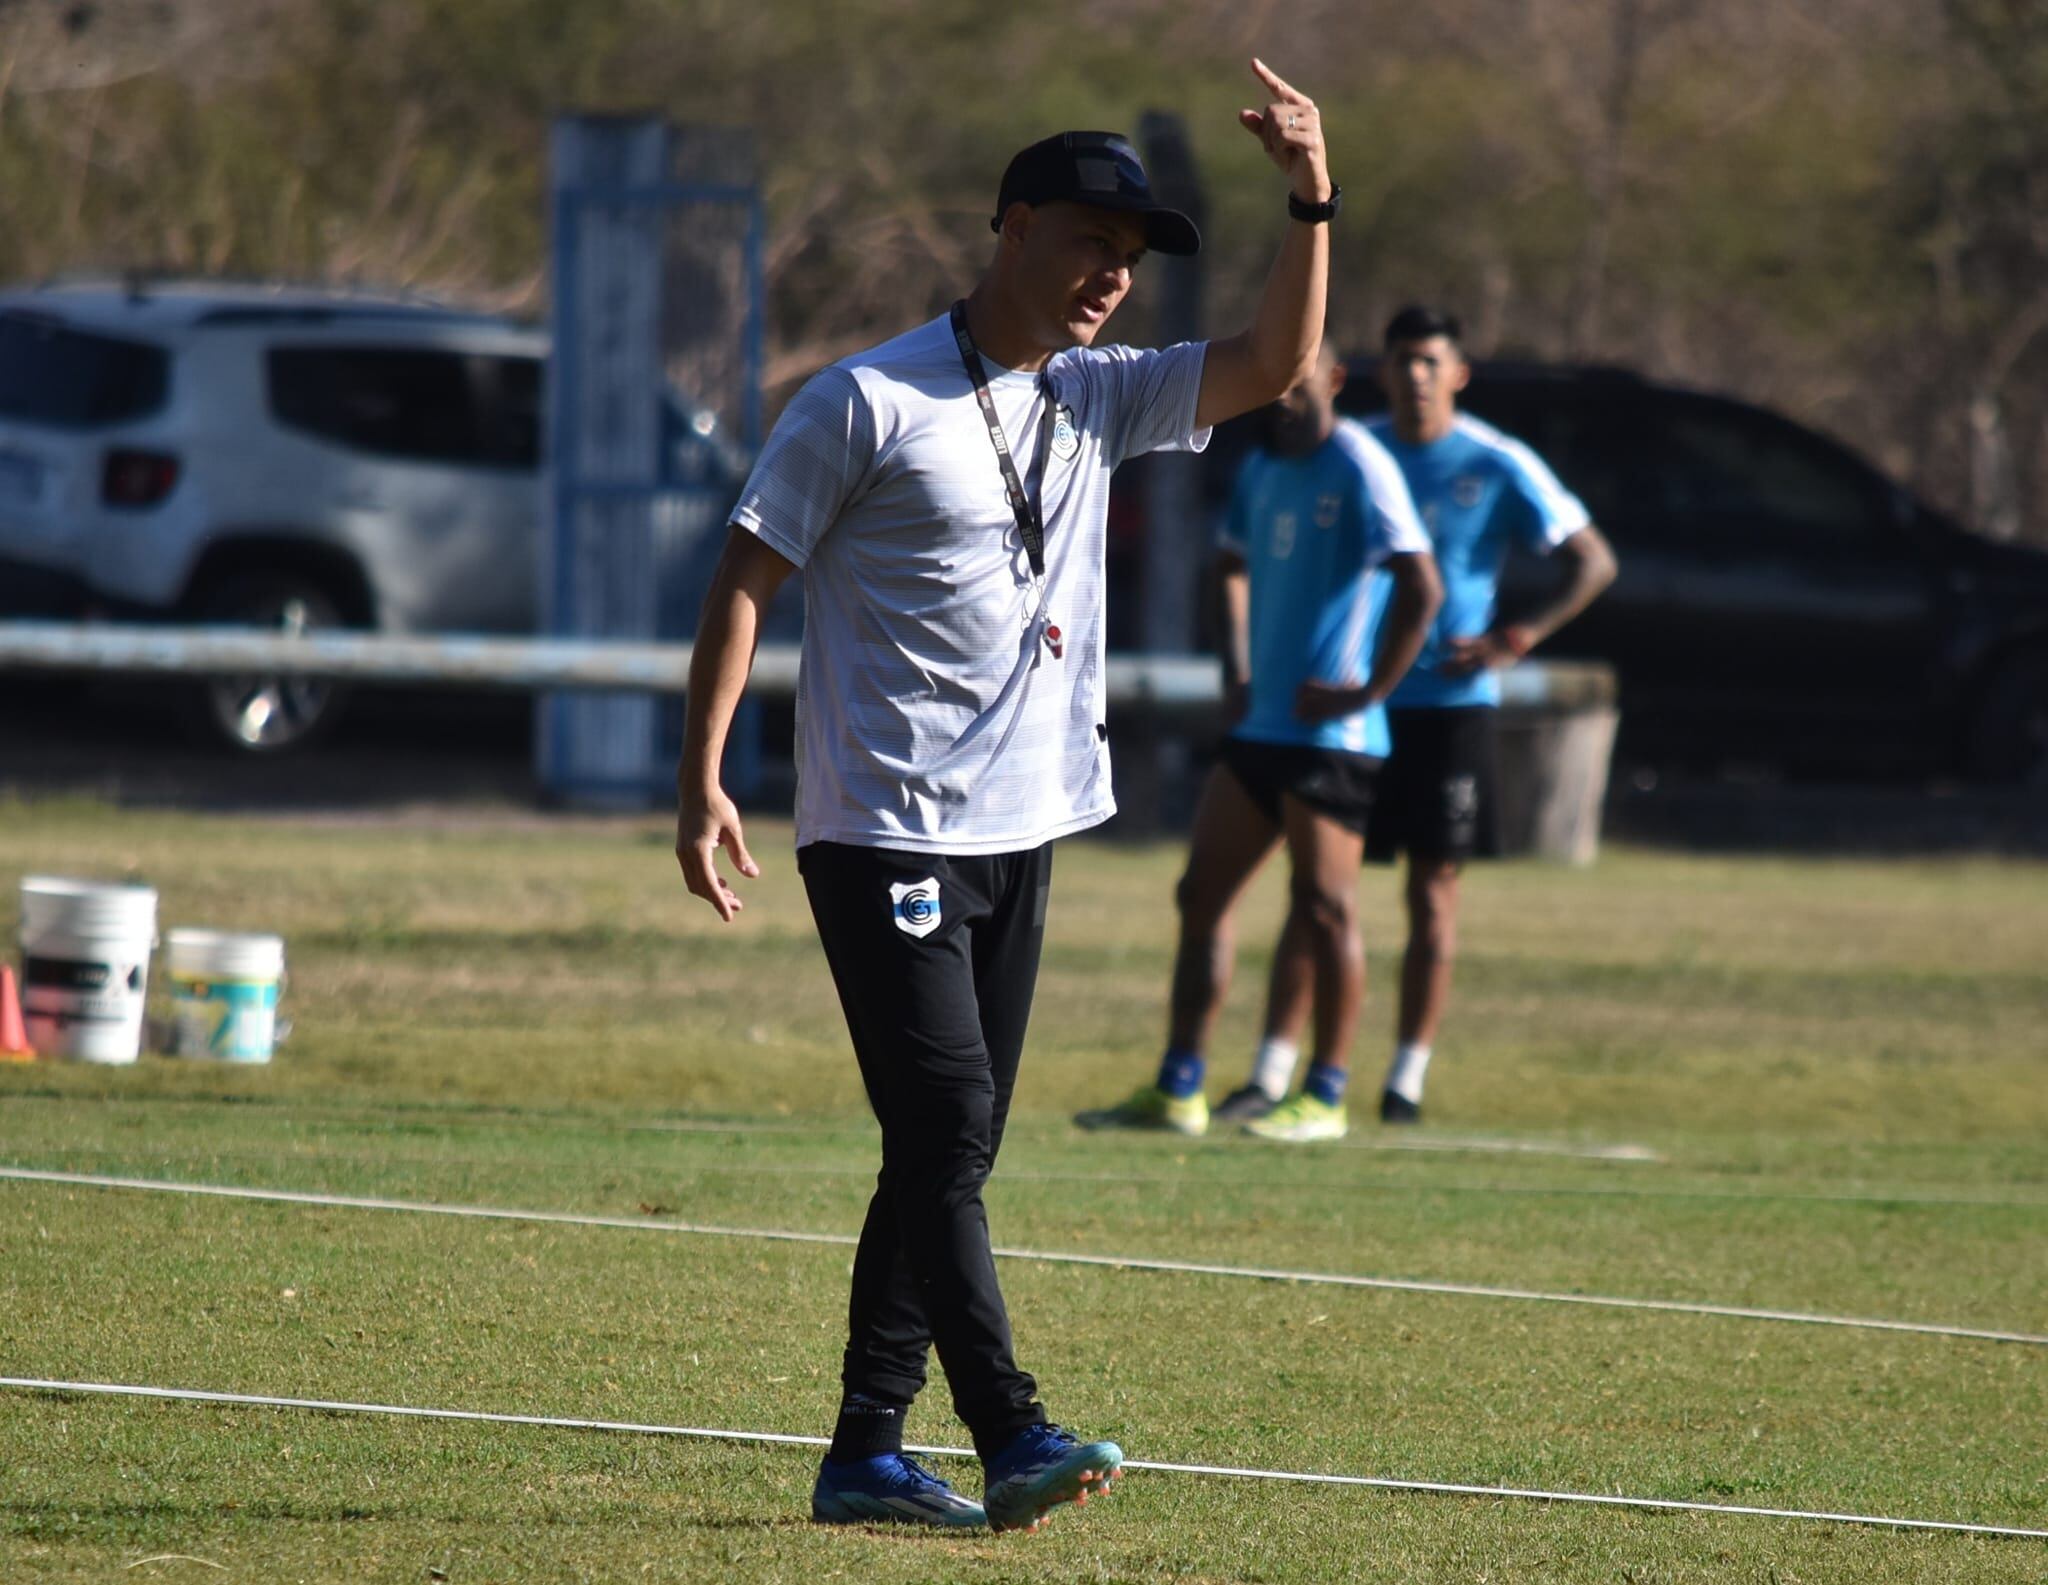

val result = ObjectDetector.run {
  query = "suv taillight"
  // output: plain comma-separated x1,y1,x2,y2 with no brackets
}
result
102,448,180,508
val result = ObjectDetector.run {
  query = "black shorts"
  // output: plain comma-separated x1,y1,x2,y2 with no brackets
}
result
1364,706,1502,865
1219,735,1382,836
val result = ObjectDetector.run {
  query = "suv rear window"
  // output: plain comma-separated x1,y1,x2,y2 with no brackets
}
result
0,312,170,427
267,346,540,468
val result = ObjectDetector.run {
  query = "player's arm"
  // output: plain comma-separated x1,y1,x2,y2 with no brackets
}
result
1216,546,1251,724
1194,59,1332,432
1369,551,1445,700
675,527,799,921
1295,552,1443,722
1444,524,1618,674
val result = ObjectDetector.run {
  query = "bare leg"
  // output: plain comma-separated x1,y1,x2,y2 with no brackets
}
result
1166,764,1282,1054
1260,911,1314,1045
1397,857,1463,1047
1279,795,1367,1072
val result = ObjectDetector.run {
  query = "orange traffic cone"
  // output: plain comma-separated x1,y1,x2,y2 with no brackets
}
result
0,963,35,1061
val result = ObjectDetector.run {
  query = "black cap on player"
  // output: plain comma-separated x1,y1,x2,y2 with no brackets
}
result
992,131,1201,256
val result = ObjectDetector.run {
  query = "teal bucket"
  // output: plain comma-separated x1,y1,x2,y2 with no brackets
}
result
165,929,285,1063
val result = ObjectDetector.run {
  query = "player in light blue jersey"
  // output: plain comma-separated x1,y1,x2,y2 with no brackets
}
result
1244,305,1617,1125
1078,343,1441,1141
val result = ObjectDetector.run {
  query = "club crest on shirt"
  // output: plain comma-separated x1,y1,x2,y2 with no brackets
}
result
1452,475,1485,509
1313,492,1342,529
889,877,943,938
1050,403,1080,462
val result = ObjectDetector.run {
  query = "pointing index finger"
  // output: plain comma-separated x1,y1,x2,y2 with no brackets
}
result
1250,57,1301,103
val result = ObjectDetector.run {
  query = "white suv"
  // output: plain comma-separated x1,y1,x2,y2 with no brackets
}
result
0,278,724,753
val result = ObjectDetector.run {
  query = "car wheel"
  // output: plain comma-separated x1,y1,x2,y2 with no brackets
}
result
185,574,353,755
1967,650,2048,786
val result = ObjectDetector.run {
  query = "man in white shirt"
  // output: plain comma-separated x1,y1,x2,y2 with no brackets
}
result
676,59,1340,1534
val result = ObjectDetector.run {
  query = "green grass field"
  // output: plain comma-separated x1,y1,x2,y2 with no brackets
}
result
2,797,2045,1583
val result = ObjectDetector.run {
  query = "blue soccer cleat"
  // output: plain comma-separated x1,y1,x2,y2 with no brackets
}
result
981,1422,1124,1533
810,1451,988,1528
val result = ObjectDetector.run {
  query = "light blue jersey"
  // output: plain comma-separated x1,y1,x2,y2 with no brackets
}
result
1367,414,1590,709
1219,419,1430,757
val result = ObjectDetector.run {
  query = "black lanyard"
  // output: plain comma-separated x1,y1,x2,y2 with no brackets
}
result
950,299,1054,579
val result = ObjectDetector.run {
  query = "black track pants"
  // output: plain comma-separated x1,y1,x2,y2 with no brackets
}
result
798,840,1053,1454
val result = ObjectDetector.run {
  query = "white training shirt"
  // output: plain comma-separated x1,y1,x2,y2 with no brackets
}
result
732,313,1210,854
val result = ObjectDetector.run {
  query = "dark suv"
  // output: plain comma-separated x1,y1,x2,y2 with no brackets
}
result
1333,363,2048,783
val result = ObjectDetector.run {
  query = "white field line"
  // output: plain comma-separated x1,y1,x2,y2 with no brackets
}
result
644,1119,1667,1163
20,1096,2045,1210
1303,1133,1661,1163
55,1136,2048,1212
2,1376,2042,1542
0,1089,1661,1162
23,1095,2043,1205
6,1165,2044,1347
744,1164,2048,1211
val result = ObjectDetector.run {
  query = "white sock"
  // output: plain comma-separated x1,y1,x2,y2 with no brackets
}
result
1250,1037,1300,1101
1384,1042,1433,1104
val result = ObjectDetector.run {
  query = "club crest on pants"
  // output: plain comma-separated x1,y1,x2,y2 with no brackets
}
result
890,877,942,938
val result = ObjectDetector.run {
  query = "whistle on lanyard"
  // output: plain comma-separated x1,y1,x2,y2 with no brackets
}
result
1041,619,1065,661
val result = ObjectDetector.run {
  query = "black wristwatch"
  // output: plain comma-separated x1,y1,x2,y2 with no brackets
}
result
1288,185,1342,224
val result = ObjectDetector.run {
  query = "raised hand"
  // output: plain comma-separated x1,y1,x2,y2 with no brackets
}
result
1237,57,1331,202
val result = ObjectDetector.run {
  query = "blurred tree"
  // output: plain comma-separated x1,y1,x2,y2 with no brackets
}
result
0,0,2042,545
1909,0,2048,541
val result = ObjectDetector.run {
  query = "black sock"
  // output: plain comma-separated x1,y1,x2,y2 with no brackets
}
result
828,1393,907,1461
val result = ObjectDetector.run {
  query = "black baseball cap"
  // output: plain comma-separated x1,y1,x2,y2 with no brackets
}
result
992,131,1201,256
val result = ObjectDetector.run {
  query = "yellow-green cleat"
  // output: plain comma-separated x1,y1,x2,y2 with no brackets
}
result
1074,1084,1209,1137
1243,1091,1349,1142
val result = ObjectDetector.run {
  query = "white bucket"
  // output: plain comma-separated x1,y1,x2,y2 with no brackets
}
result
166,929,285,1063
18,876,160,1064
